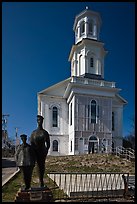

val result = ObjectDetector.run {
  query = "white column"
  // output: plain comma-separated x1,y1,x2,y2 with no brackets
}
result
85,17,88,37
75,29,78,43
117,107,123,137
45,104,50,131
38,95,41,115
74,52,77,76
84,55,88,74
101,59,104,78
77,22,81,39
41,101,45,117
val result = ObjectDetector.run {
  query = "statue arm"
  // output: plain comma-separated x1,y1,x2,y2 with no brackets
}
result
15,145,20,162
46,133,50,150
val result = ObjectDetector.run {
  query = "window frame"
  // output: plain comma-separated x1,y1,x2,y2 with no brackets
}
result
89,21,93,34
52,106,58,127
90,100,97,124
52,140,58,152
70,140,72,152
90,57,94,68
80,21,85,36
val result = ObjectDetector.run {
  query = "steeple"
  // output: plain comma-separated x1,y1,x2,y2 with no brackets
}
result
69,7,107,80
73,6,102,44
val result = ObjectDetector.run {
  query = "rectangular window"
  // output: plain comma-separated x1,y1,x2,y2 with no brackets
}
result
91,114,96,123
81,22,85,33
90,58,94,67
70,141,72,152
53,107,58,127
91,101,96,123
80,22,85,37
89,22,93,34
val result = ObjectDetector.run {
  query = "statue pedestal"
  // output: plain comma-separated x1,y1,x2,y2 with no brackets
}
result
15,187,53,202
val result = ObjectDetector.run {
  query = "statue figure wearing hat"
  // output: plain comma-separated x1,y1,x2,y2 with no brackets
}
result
15,134,35,190
30,115,50,188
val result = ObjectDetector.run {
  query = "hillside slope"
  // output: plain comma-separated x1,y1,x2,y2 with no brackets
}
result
45,153,135,174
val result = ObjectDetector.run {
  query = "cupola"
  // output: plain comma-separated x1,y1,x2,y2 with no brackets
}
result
73,6,102,44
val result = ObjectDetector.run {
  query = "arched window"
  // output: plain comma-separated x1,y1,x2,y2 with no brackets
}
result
91,100,97,123
89,21,93,34
80,21,85,36
52,106,58,127
53,140,58,151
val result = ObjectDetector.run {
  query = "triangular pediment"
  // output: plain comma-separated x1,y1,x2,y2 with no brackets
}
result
38,78,71,97
113,94,128,105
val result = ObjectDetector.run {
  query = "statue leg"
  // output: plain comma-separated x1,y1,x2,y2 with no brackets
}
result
37,157,45,187
22,166,33,190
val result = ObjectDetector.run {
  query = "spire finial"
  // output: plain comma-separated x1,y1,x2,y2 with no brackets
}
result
86,6,89,10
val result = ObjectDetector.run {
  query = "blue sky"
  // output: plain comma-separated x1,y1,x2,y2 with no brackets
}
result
2,2,135,143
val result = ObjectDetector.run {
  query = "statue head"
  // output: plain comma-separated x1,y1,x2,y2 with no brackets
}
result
20,134,27,144
37,115,44,120
37,115,44,127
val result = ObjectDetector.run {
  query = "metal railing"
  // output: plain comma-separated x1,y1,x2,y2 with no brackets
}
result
126,148,135,155
115,146,135,161
47,172,129,201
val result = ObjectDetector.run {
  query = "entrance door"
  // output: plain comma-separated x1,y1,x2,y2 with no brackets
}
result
88,135,98,154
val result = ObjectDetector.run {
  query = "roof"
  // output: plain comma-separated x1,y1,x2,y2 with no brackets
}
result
115,94,128,105
38,77,71,97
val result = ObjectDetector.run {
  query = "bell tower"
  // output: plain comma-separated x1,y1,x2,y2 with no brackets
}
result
69,7,107,80
73,6,101,44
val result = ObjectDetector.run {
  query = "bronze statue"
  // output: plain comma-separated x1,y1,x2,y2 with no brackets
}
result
30,115,50,187
15,134,35,190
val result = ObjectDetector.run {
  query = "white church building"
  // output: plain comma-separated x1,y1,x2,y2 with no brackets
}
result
38,7,127,156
